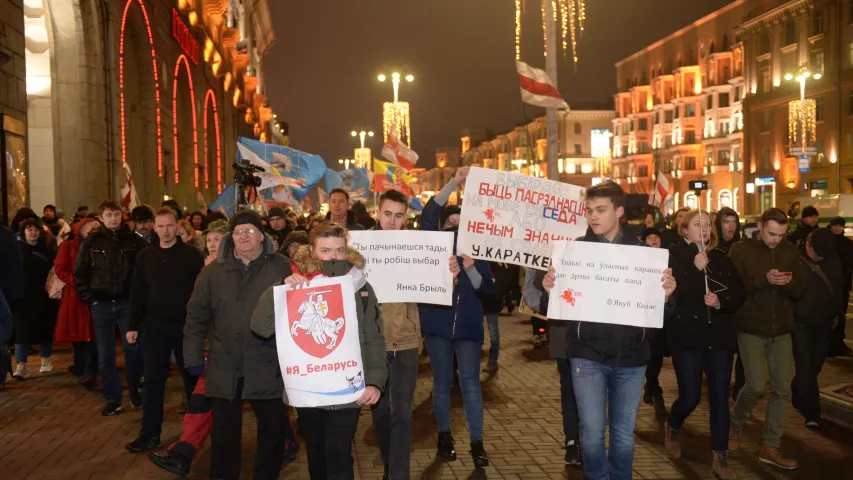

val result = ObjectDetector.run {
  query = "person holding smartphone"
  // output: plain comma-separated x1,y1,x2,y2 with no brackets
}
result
728,208,805,471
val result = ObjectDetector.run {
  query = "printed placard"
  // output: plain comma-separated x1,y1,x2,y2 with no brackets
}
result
349,230,454,305
274,275,365,407
457,167,587,270
546,241,669,328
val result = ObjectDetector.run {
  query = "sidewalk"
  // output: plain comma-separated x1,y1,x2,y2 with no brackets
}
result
0,312,851,479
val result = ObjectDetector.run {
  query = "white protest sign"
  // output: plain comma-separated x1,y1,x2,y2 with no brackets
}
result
273,275,365,407
349,230,454,305
546,241,669,328
457,167,587,271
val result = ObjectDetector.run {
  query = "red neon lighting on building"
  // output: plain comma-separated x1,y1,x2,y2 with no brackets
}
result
119,0,163,177
172,54,199,187
203,89,222,193
171,9,200,66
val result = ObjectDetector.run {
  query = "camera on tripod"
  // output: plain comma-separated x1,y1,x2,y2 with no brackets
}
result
232,159,264,188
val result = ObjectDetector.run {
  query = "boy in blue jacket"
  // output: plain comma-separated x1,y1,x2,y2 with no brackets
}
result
419,167,494,469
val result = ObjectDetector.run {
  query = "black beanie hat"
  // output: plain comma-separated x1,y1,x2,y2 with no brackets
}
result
267,206,287,219
642,227,662,242
801,205,819,219
829,216,846,228
231,209,264,233
809,228,837,259
439,205,461,228
131,205,154,222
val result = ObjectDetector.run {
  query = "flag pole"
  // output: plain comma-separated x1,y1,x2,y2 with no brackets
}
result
543,0,559,181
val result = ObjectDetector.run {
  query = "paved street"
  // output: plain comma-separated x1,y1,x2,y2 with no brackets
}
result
1,313,852,479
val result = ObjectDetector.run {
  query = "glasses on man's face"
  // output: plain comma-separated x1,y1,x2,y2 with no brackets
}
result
234,227,258,237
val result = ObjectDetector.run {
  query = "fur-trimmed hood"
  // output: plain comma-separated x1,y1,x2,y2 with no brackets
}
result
290,244,367,291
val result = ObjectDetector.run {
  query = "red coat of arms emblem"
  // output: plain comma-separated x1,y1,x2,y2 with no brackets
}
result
286,284,347,359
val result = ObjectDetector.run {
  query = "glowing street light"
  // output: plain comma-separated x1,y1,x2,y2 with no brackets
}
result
377,71,414,104
350,129,375,148
339,158,352,170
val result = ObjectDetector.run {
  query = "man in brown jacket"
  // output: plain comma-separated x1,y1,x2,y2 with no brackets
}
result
370,190,422,480
728,208,805,470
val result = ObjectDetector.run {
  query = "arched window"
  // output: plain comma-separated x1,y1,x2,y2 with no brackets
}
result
719,189,733,209
733,187,739,213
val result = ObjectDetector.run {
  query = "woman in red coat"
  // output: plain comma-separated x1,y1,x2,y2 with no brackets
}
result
54,218,100,388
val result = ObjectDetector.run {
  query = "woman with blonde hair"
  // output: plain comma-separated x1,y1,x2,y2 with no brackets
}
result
664,209,746,479
178,219,205,252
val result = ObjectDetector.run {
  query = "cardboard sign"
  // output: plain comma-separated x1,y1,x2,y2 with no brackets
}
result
546,241,669,328
274,276,365,407
457,167,587,271
349,230,454,305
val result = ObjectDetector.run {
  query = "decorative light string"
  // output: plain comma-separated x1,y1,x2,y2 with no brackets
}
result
515,0,522,60
519,0,585,64
203,89,222,193
172,54,199,187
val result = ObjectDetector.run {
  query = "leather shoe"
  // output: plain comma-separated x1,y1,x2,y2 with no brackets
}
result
125,436,161,453
148,451,191,476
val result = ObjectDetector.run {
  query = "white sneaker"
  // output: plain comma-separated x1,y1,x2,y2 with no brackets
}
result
39,358,53,373
13,363,26,379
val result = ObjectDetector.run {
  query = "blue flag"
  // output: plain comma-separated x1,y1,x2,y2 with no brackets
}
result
237,137,328,201
324,168,372,199
208,184,237,218
409,197,424,212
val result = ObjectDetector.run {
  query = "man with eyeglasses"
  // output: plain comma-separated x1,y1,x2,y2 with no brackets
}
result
74,199,147,416
183,209,292,480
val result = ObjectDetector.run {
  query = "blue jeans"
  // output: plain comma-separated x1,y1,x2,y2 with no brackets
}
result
570,358,646,480
424,334,484,441
91,300,143,405
15,343,52,364
485,313,500,365
669,348,733,451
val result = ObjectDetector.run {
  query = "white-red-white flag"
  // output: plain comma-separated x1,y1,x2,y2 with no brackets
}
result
381,124,419,171
649,173,671,210
516,60,569,110
120,163,140,209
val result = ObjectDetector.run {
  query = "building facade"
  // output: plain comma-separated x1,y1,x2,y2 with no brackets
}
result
0,0,27,224
1,0,278,223
615,0,853,216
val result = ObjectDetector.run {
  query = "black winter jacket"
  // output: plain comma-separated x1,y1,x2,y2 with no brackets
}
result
787,222,817,247
795,246,843,325
668,241,746,351
835,233,853,292
73,225,148,304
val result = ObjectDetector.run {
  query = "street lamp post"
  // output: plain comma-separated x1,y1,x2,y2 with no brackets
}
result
511,158,528,172
339,158,352,170
350,130,374,169
784,63,820,196
351,129,375,149
378,71,414,144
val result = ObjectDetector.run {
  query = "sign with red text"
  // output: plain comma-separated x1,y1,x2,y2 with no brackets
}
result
546,241,669,328
457,167,587,270
273,275,365,407
349,230,454,305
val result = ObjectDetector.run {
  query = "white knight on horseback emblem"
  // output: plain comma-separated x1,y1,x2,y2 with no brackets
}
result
290,290,345,349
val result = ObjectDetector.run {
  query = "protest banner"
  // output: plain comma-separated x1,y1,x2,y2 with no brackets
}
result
546,241,670,328
349,230,454,305
274,276,365,407
457,167,587,270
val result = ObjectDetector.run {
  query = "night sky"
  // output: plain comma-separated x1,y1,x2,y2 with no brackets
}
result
264,0,732,169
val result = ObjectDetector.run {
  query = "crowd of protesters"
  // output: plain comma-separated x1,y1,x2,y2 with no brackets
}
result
1,170,851,480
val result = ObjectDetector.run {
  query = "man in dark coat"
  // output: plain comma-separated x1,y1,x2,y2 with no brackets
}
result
715,207,741,254
792,228,844,427
74,199,147,416
183,210,292,480
265,206,291,248
828,217,853,357
324,188,365,230
787,205,819,246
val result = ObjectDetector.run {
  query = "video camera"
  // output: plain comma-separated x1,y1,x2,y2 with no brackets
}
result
689,180,708,192
232,159,264,188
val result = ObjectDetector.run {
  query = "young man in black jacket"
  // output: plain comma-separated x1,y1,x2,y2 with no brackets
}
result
828,216,853,357
543,181,676,480
125,207,205,452
74,199,148,416
792,228,843,428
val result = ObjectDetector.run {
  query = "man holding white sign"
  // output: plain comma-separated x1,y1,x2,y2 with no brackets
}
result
543,181,676,480
457,166,587,270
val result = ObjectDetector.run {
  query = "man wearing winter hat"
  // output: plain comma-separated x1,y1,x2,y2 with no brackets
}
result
132,205,158,245
278,230,308,260
183,209,292,479
792,228,844,428
828,217,853,357
788,205,819,246
265,206,291,248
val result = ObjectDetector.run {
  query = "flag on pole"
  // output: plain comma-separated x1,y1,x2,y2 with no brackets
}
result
516,60,569,110
649,173,672,211
373,158,415,195
120,163,140,209
208,184,238,218
236,137,328,201
381,124,419,171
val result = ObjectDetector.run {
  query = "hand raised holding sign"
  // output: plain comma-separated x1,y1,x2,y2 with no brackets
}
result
454,166,470,183
543,265,556,293
285,273,309,289
461,254,475,270
662,268,676,300
449,255,461,278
